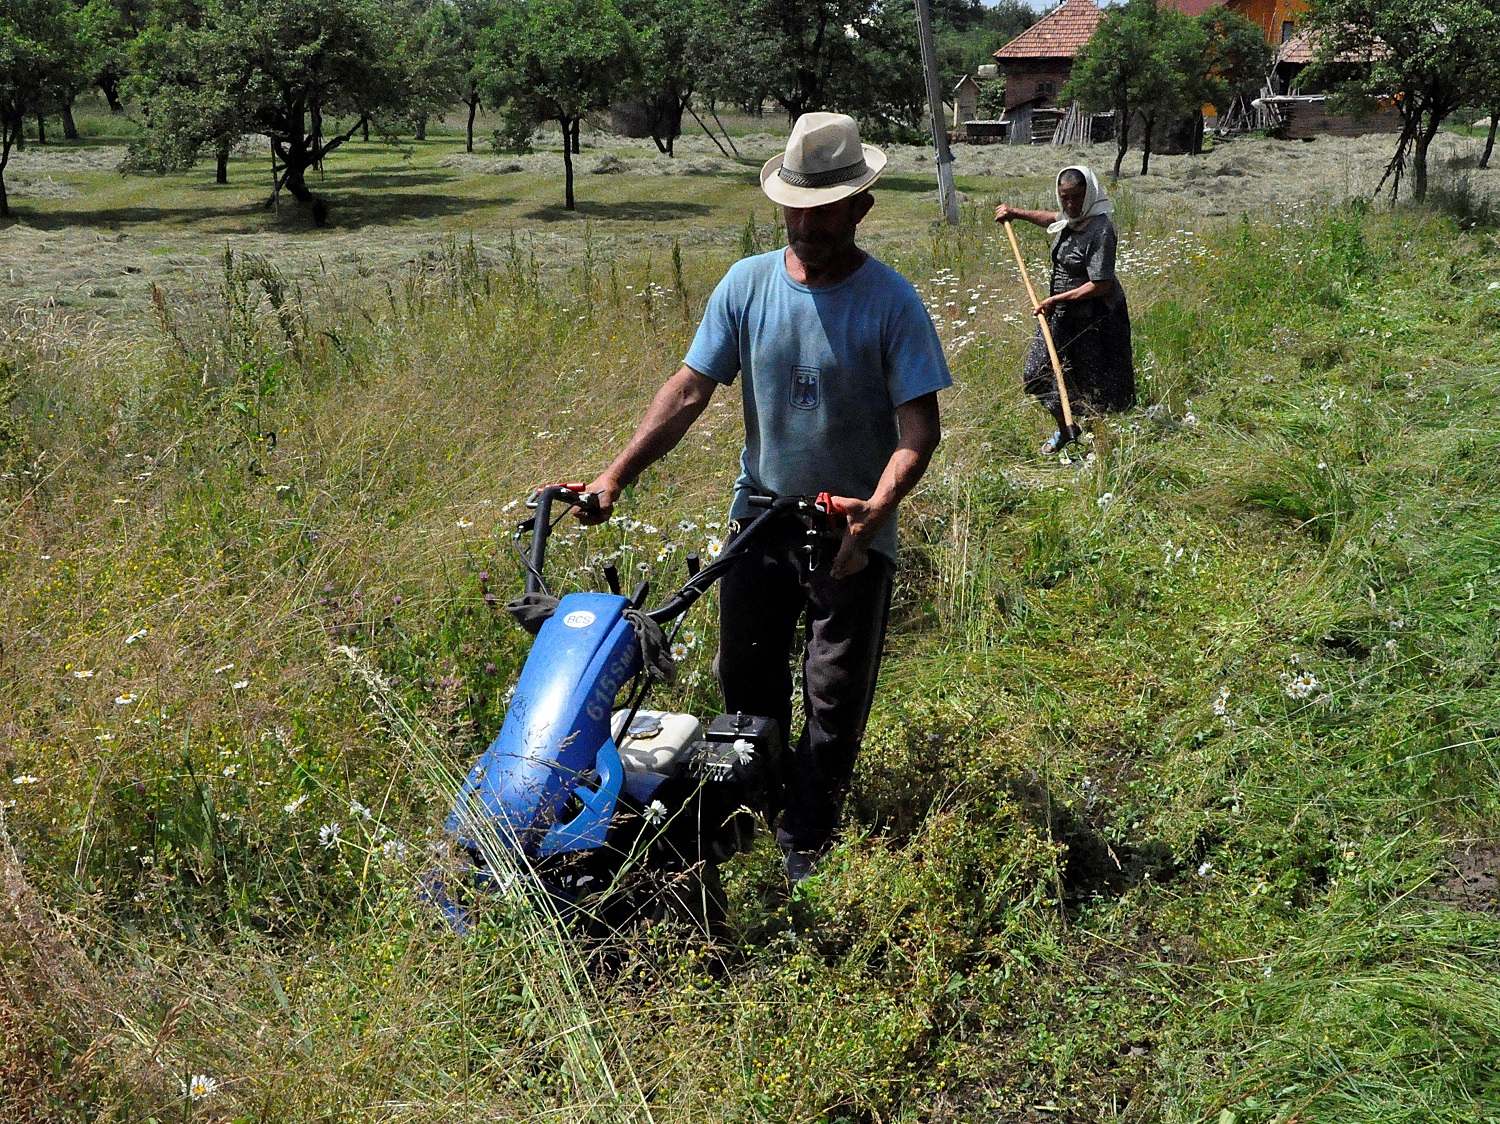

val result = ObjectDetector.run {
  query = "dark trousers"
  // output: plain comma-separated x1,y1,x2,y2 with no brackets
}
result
716,521,893,854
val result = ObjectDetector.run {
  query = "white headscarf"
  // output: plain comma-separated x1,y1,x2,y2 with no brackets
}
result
1047,165,1113,247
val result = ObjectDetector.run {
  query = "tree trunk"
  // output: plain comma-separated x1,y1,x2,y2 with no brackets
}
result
1191,109,1204,155
100,77,123,113
414,115,427,141
0,123,12,215
466,96,479,153
61,100,78,140
1481,110,1498,171
1112,101,1129,181
216,142,229,184
361,117,370,142
570,117,580,155
561,116,575,210
36,114,45,145
1140,115,1155,176
1412,120,1435,201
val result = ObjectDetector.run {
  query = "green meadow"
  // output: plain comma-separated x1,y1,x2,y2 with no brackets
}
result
2,114,1499,1122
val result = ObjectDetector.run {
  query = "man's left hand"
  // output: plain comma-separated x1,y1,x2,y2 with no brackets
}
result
828,496,888,579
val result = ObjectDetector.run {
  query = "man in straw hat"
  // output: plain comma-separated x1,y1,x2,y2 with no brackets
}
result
576,112,951,884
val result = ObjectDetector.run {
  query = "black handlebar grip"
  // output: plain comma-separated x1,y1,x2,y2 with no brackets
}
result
602,562,621,595
746,494,774,508
686,552,701,577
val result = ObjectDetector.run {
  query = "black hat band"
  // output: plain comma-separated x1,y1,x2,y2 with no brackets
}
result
777,157,869,189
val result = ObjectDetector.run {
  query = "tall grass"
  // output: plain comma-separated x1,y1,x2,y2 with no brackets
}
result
2,201,1499,1122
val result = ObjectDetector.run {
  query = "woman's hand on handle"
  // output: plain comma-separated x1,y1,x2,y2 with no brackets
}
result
995,204,1059,228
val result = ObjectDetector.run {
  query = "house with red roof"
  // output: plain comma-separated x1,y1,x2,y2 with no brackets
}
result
992,0,1104,114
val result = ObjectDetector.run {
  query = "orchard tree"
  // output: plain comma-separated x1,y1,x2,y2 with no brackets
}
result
435,0,502,153
1,0,81,214
700,0,924,135
1469,20,1500,168
1132,4,1202,174
1061,0,1157,181
81,0,148,113
1303,0,1500,201
399,0,462,140
477,0,631,210
617,0,704,155
1064,0,1212,179
1194,4,1271,151
134,0,410,217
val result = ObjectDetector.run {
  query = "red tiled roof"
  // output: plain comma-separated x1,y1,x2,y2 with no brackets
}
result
994,0,1103,60
1277,27,1317,62
1276,27,1388,65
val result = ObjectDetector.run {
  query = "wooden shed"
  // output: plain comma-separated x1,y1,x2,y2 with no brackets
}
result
953,75,982,128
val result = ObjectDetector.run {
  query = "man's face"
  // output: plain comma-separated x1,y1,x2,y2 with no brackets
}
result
1059,178,1087,218
783,193,874,268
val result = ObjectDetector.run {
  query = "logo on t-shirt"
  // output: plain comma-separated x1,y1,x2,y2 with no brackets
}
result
790,366,820,411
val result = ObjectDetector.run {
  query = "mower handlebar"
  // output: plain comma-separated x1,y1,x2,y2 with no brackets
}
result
517,486,847,616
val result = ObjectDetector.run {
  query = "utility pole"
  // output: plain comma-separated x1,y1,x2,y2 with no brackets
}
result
913,0,959,225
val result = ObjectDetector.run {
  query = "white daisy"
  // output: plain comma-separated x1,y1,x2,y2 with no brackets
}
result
115,693,137,705
71,669,94,679
670,642,689,661
643,800,668,826
456,519,474,529
1284,672,1319,700
283,794,309,814
318,822,341,848
124,628,149,644
11,774,39,785
186,1075,219,1099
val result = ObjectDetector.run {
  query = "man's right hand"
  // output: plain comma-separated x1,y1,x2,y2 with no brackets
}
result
574,475,619,525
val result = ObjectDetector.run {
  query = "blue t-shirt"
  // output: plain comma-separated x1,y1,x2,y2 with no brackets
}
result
683,250,951,560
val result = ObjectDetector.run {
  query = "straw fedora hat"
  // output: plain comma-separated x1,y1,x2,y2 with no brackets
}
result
760,112,887,208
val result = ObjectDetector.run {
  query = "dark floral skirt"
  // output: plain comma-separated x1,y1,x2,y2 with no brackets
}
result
1022,295,1135,415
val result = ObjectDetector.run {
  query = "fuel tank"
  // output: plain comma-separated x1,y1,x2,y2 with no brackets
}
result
447,591,639,857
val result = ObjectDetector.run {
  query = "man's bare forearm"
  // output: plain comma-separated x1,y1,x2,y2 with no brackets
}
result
581,366,717,521
837,392,941,543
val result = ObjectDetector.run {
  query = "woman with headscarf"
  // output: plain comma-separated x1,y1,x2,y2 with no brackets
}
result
995,165,1135,455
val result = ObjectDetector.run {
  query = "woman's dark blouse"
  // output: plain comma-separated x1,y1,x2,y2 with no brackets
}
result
1050,216,1127,314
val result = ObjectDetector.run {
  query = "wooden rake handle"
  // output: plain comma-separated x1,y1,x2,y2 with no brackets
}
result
1002,220,1075,435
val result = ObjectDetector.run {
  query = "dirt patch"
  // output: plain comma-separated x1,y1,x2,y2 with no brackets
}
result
1432,845,1500,913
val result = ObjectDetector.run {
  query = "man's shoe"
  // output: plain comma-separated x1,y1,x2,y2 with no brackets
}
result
783,850,818,886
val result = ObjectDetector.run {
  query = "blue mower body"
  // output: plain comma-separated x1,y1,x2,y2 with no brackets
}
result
447,591,639,859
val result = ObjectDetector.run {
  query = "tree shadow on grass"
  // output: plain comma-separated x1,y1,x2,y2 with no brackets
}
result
320,171,464,192
10,191,513,233
525,199,716,222
320,192,516,229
